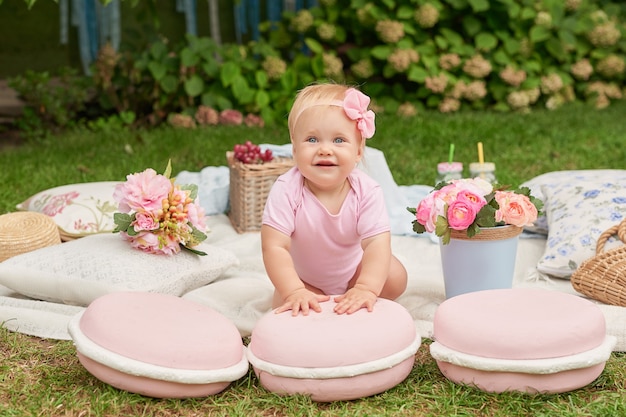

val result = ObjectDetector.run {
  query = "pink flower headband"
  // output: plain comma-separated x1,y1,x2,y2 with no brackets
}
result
292,88,376,139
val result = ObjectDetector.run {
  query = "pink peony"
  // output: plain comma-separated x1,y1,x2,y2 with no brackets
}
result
133,211,159,231
113,162,209,255
114,168,172,213
494,191,538,227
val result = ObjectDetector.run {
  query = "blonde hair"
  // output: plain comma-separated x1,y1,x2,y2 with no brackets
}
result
288,83,353,141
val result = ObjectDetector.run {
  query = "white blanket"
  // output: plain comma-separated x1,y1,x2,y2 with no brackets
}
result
2,214,625,352
1,147,625,352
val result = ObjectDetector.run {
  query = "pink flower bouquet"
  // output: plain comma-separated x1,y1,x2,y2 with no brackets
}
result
408,177,543,244
113,161,208,255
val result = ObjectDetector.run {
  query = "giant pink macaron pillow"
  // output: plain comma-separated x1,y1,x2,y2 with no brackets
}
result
430,288,616,393
246,298,421,402
68,292,249,398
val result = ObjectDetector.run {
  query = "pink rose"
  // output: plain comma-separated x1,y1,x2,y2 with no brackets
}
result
133,212,159,231
186,201,207,231
456,189,487,211
447,199,478,230
123,230,180,255
114,169,172,213
416,193,436,232
494,191,538,227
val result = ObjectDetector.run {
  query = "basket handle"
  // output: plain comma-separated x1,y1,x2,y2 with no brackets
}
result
596,218,626,254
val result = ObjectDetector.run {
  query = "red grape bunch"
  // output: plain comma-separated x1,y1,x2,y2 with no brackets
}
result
233,141,274,164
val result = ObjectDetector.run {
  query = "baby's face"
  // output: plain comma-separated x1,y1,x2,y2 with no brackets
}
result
291,105,363,190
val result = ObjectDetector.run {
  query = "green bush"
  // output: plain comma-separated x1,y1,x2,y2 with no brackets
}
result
264,0,625,114
11,0,626,132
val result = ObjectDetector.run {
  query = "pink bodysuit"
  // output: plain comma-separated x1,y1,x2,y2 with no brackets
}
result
262,167,390,295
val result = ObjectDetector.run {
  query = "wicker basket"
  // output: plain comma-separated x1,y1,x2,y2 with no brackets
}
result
226,151,294,233
571,219,626,307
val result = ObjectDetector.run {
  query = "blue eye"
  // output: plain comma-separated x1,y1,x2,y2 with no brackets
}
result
333,137,345,143
306,137,318,143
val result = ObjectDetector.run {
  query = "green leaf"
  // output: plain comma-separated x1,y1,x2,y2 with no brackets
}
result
304,38,324,54
545,38,566,62
181,244,207,256
220,62,240,87
113,212,133,233
468,0,489,12
160,75,178,94
520,7,536,20
461,16,481,38
397,5,414,19
180,47,199,67
255,70,268,89
435,215,449,237
202,60,220,78
558,29,577,48
184,75,204,97
180,184,198,200
255,90,270,109
407,65,428,83
440,28,464,48
529,25,551,43
434,35,448,50
149,42,168,60
370,45,392,60
446,0,467,9
163,159,172,178
232,75,253,103
503,37,520,55
147,62,166,81
475,204,497,227
492,48,510,65
475,32,498,50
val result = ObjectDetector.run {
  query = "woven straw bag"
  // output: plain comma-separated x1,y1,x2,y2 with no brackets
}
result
571,219,626,307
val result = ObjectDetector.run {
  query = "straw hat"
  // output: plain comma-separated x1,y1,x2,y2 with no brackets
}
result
0,212,62,262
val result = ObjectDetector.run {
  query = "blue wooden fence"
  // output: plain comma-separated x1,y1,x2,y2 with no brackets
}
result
61,0,318,74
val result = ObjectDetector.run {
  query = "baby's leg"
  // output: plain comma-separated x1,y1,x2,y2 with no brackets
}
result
346,255,407,301
379,255,408,300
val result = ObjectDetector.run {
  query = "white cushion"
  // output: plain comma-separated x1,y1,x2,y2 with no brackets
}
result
537,178,626,278
16,182,121,240
0,233,238,306
520,170,626,235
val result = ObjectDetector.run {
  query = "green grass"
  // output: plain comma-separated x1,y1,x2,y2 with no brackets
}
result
1,101,626,416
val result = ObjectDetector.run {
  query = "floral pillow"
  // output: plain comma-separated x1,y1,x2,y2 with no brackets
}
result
536,178,626,279
0,233,239,306
16,182,121,241
520,170,626,235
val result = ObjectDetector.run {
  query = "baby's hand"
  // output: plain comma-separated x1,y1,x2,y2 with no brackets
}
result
333,286,378,314
275,288,330,316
